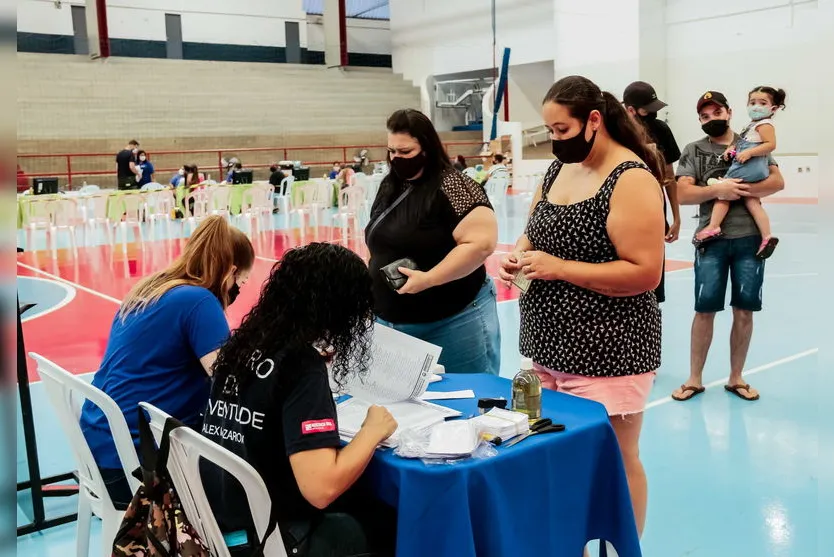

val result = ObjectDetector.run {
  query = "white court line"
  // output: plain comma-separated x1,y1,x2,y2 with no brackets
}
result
17,262,123,305
645,347,818,410
18,276,77,322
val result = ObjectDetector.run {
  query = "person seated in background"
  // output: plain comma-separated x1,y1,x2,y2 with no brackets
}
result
269,163,287,193
335,167,355,190
227,162,243,183
136,150,155,187
328,162,342,180
80,216,254,509
203,243,398,557
453,155,467,171
482,153,508,184
169,167,184,188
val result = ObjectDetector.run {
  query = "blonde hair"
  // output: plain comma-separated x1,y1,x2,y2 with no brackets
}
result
119,216,254,318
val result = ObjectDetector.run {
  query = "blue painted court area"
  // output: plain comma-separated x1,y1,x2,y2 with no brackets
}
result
17,197,827,556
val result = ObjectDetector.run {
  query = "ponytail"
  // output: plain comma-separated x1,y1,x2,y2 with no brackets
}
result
120,216,254,317
543,76,665,182
600,91,665,181
749,86,787,110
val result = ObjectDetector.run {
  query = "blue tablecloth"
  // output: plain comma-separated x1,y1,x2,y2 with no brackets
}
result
365,374,641,557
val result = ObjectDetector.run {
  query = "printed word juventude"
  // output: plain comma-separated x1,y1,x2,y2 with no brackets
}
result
206,399,266,430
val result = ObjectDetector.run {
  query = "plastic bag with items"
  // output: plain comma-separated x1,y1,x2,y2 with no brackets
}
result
394,419,498,465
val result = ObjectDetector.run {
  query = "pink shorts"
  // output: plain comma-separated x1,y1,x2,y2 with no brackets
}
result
533,363,655,417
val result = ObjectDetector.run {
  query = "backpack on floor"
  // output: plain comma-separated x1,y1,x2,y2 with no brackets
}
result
111,410,209,557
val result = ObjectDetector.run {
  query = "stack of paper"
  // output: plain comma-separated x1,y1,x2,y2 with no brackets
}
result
337,324,461,447
471,408,530,441
423,420,480,458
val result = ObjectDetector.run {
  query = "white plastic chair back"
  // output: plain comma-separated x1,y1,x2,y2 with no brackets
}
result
279,176,294,196
338,185,365,215
463,167,478,180
25,197,54,229
30,353,141,557
80,184,100,194
51,197,82,228
139,403,287,557
485,175,510,205
187,189,211,219
140,182,165,192
210,185,233,215
119,193,147,223
242,184,273,214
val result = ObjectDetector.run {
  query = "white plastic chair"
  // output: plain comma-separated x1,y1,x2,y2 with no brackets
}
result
274,176,294,214
49,197,83,257
85,193,114,246
209,185,233,219
333,185,366,240
145,190,176,239
462,167,478,180
114,193,147,249
79,184,101,194
30,353,141,557
185,189,211,233
139,403,287,557
292,179,332,229
484,175,511,207
140,182,165,192
23,197,55,251
240,184,274,233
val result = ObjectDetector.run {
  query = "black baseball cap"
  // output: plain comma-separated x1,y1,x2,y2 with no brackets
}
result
623,81,667,112
696,91,730,113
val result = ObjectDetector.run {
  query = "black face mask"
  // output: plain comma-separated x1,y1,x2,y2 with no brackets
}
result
391,153,425,180
640,111,658,122
701,118,729,138
227,282,240,305
551,122,597,164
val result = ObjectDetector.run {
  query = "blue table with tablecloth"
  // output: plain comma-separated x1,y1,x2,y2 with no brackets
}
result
365,373,641,557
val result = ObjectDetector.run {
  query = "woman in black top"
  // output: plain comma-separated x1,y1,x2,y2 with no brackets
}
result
366,109,500,375
203,243,397,557
498,76,665,538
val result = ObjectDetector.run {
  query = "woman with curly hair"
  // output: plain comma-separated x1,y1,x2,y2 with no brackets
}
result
202,242,398,557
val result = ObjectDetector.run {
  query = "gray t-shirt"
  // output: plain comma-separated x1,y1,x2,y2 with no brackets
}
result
676,134,777,239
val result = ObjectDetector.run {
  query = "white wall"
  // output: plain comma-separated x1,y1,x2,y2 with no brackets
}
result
17,0,393,53
306,15,390,54
390,0,556,90
664,0,821,156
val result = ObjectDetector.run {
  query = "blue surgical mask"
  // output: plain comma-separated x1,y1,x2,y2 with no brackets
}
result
747,105,772,121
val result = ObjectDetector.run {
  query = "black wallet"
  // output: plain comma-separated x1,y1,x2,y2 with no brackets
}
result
380,258,419,290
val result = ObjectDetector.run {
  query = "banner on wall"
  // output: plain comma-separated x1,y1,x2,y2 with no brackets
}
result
85,0,110,59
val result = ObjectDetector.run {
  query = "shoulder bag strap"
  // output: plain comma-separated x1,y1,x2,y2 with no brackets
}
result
364,184,413,242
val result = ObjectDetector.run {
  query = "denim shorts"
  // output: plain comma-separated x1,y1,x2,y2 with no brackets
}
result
376,279,501,375
724,138,769,183
693,235,765,313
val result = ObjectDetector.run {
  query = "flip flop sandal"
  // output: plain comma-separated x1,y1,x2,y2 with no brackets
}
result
693,229,724,248
724,383,760,401
672,385,706,401
756,237,779,260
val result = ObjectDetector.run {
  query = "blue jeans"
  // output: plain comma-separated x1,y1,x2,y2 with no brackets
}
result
694,235,765,313
376,279,501,375
725,138,769,183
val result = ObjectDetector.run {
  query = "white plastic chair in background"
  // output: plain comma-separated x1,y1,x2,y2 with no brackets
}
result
185,189,211,233
30,353,141,557
49,197,83,257
239,184,274,233
462,167,478,180
139,403,286,557
79,184,101,195
24,197,55,252
292,179,331,229
85,193,114,246
274,176,294,214
209,185,233,219
145,190,176,240
114,193,147,249
140,182,165,192
484,175,511,207
333,185,366,240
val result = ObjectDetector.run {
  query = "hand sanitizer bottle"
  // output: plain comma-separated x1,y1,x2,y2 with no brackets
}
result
511,357,542,422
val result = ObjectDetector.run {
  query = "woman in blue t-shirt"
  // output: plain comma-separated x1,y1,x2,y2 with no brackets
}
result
136,149,155,187
80,215,255,508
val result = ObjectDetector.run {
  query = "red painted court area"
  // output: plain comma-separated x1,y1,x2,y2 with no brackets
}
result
18,229,692,381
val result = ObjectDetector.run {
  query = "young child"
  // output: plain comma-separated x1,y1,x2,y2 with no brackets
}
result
695,86,785,259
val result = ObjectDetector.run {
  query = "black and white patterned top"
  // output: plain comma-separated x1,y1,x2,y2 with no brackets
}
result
519,160,661,377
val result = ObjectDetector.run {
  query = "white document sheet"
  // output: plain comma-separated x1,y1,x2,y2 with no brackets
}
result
337,398,460,447
345,324,441,404
419,389,475,401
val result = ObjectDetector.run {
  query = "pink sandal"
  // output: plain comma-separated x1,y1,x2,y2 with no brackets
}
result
693,227,723,247
756,236,779,259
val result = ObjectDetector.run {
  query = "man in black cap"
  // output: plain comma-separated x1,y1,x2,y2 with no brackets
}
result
671,90,785,403
623,81,682,305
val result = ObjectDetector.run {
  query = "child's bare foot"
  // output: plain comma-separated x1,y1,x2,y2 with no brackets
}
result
756,236,779,259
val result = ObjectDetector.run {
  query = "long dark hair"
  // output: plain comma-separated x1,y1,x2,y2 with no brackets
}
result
212,243,374,392
749,86,787,109
543,76,664,181
371,109,453,221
